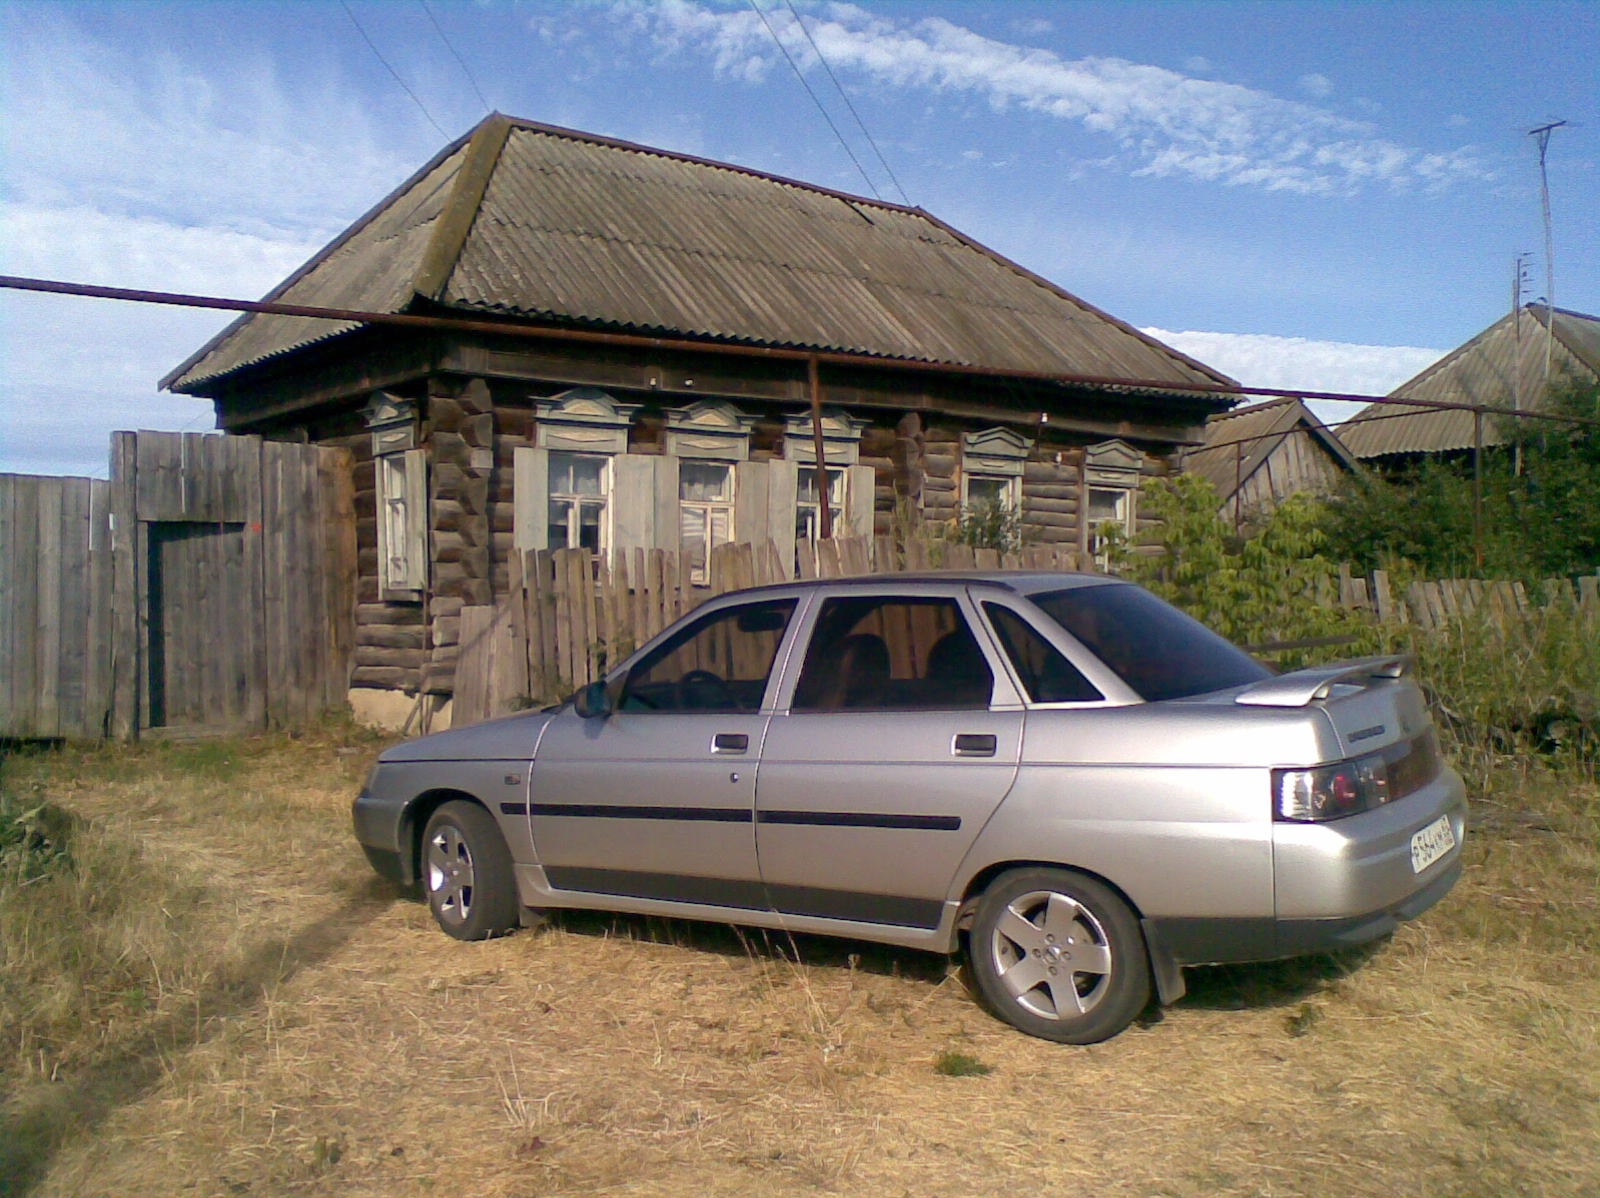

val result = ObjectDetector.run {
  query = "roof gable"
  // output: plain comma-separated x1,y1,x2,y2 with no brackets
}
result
1339,305,1600,459
166,114,1233,398
1184,397,1356,500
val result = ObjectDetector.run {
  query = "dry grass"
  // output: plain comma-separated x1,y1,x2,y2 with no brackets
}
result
3,727,1597,1198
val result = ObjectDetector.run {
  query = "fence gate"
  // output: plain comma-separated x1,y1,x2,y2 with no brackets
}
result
0,432,355,740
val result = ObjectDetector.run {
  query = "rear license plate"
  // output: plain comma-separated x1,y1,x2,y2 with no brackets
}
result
1410,814,1455,874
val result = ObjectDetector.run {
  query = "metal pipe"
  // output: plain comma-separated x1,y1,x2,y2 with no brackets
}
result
808,356,833,540
6,273,1597,432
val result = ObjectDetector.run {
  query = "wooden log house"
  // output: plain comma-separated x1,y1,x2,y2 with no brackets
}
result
162,114,1237,717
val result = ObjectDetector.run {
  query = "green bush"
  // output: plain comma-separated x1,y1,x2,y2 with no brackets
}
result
1322,381,1600,579
0,789,75,884
1112,473,1597,773
1107,475,1371,666
954,498,1025,554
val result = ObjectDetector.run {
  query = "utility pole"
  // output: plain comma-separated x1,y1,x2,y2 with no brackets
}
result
1528,119,1567,394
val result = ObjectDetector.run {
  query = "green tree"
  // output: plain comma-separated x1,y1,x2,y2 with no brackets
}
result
1321,380,1600,578
1106,475,1366,659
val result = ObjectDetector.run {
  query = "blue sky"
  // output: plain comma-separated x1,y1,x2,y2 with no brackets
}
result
2,0,1595,476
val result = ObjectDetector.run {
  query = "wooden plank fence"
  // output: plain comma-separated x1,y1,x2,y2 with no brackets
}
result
453,541,1596,727
0,473,115,739
0,433,356,740
1336,566,1600,631
451,536,1087,724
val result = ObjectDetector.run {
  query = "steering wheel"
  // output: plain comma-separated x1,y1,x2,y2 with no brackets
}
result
677,669,735,710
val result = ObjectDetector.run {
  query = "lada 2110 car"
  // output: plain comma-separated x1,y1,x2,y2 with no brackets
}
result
354,572,1466,1043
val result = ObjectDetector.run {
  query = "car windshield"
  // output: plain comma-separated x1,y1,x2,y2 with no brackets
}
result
1031,584,1271,702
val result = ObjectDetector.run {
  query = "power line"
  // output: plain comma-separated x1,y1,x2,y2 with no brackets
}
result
781,0,910,206
421,0,492,116
746,0,881,201
11,273,1599,434
341,0,449,139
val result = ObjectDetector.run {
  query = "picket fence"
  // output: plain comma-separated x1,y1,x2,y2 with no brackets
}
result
1337,566,1600,631
450,536,1086,723
451,542,1598,726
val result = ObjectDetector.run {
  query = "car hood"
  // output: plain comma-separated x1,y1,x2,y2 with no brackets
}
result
379,707,560,763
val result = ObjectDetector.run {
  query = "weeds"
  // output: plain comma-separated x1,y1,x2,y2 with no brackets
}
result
933,1049,992,1077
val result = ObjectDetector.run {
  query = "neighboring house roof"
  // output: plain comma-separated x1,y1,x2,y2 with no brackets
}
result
163,114,1233,398
1183,397,1358,505
1339,305,1600,460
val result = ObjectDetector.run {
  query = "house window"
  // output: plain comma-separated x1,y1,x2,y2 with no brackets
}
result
960,426,1030,522
796,465,845,543
680,461,735,584
374,449,427,599
364,392,426,601
1082,439,1143,564
964,472,1021,512
547,451,610,552
1086,485,1133,535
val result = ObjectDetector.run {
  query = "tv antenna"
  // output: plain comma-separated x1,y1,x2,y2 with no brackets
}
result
1527,119,1567,387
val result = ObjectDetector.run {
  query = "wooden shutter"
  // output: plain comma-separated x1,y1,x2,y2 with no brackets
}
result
845,464,875,539
764,458,798,567
513,446,549,552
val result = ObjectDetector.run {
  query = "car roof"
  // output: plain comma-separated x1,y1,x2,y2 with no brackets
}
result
706,570,1125,603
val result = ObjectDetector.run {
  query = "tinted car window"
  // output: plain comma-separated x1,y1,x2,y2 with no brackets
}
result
984,603,1103,703
620,598,796,712
1032,584,1270,701
793,596,992,710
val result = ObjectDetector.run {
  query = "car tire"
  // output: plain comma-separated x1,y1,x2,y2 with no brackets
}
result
969,868,1150,1044
421,801,520,941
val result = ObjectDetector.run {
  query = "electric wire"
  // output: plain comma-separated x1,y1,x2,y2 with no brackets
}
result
421,0,492,115
782,0,910,206
746,0,881,201
341,0,449,139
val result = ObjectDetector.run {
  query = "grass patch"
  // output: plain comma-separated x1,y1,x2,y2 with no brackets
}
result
2,723,1597,1198
932,1049,992,1077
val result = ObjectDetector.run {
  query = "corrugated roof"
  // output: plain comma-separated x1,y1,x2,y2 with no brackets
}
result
1339,305,1600,459
166,114,1234,397
1183,397,1356,501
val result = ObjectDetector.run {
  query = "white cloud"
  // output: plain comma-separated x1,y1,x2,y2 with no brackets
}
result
628,1,1493,195
1298,72,1333,98
2,12,423,240
1141,327,1445,417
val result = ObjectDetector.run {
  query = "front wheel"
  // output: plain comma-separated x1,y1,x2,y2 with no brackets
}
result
421,801,520,941
968,869,1150,1044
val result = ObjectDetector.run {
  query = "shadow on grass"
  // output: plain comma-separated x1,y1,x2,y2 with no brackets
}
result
540,907,953,987
0,876,395,1198
533,906,1387,1023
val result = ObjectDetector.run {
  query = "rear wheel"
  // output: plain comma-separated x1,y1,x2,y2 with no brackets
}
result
969,868,1150,1044
421,801,520,941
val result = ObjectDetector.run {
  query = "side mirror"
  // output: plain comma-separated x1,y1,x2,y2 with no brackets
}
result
573,681,614,719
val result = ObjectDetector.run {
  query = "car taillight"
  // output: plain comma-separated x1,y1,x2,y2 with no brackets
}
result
1274,753,1390,822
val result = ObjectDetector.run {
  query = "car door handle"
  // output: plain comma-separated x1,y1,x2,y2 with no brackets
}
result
712,733,749,754
952,733,997,757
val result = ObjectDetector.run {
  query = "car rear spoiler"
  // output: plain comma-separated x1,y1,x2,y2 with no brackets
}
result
1234,655,1411,708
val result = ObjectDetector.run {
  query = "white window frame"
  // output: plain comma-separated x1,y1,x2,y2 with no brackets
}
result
364,392,427,602
962,471,1022,512
795,465,847,545
1083,439,1143,564
546,450,613,554
679,459,736,584
960,426,1031,520
375,450,428,599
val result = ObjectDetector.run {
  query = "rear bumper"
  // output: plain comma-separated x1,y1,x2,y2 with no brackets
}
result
1147,855,1462,969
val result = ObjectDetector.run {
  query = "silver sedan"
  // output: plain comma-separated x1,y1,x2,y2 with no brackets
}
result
354,572,1466,1044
